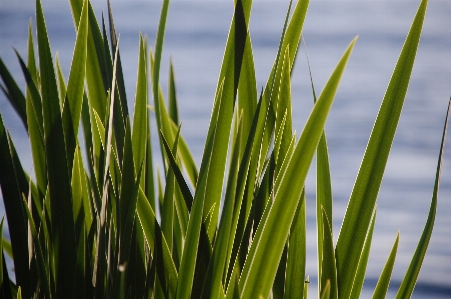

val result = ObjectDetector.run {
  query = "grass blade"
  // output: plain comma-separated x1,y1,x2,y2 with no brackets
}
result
335,1,428,296
132,34,148,174
62,0,89,171
238,37,356,298
169,59,179,124
284,190,307,298
201,116,243,299
349,207,377,299
395,97,450,298
199,0,250,240
0,58,27,131
320,207,337,299
372,232,399,299
0,114,32,298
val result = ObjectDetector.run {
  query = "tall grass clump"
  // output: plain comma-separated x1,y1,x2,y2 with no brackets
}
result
0,0,449,298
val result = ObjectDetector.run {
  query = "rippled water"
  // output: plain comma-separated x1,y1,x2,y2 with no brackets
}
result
1,0,450,298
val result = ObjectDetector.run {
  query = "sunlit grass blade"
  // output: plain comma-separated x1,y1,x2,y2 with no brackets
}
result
335,1,428,297
175,77,224,299
152,0,170,131
169,59,179,124
349,207,376,299
372,232,399,299
320,280,331,299
395,97,450,299
235,17,257,157
201,116,243,299
238,37,356,298
275,46,293,170
199,0,250,240
69,0,107,119
56,55,66,108
132,34,148,177
27,19,40,88
62,0,89,172
284,190,307,298
320,207,337,299
302,35,334,297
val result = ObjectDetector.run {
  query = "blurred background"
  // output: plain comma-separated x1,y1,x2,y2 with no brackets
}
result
1,0,450,297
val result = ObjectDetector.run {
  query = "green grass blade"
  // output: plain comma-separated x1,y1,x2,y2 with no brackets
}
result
2,237,13,260
107,0,129,119
169,59,179,124
21,196,52,299
372,232,399,299
304,276,309,299
335,1,428,296
160,131,194,210
320,280,331,299
302,36,334,297
236,22,257,157
238,38,356,298
175,78,224,299
119,119,135,236
161,127,181,253
199,0,250,240
152,0,170,131
132,34,148,174
201,116,243,299
27,19,40,88
284,190,306,298
349,207,377,299
320,207,337,299
0,116,32,298
62,0,89,172
56,55,66,108
395,97,450,299
69,0,107,119
0,58,27,131
136,188,178,296
15,52,47,196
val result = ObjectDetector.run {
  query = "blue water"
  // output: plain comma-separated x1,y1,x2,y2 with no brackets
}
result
1,0,450,298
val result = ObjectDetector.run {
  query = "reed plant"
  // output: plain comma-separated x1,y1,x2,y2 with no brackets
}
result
0,0,449,298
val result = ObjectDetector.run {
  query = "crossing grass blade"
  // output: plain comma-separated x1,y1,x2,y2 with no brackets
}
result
335,1,428,297
372,232,399,299
238,37,357,299
395,97,450,299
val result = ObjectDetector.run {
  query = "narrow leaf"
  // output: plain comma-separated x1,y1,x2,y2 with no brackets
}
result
336,1,428,297
372,232,399,299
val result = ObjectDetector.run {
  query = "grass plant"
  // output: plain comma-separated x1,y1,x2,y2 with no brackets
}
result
0,0,449,298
